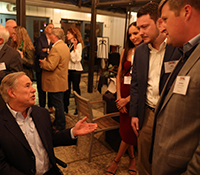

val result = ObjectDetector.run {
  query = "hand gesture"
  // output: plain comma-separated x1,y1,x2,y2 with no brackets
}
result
42,48,47,52
72,117,98,137
131,117,139,137
119,106,127,113
17,50,23,58
115,98,128,110
73,38,78,50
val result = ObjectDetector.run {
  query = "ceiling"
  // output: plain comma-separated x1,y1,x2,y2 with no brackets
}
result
46,0,161,13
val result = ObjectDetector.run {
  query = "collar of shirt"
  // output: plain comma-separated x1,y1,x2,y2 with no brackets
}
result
178,33,200,58
6,103,32,119
52,39,62,47
148,38,167,53
0,43,5,51
183,33,200,53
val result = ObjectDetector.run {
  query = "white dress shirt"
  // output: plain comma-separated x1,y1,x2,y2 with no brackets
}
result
146,39,167,108
68,43,83,71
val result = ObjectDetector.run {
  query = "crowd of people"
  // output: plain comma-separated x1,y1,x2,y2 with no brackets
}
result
0,0,199,174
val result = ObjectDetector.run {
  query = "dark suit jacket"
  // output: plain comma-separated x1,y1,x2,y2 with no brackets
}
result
129,43,181,129
0,44,23,111
0,44,22,83
0,105,77,175
35,34,53,73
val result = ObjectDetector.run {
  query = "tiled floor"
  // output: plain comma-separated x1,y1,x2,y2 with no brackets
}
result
33,73,138,175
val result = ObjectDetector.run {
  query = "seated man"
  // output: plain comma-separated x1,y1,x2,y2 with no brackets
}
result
0,72,97,175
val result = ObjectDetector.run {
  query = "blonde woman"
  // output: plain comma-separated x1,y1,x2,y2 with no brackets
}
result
11,26,35,80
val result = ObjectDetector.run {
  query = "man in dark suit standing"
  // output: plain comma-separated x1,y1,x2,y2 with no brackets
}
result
129,2,181,175
0,71,97,175
0,24,22,110
151,0,200,174
35,23,54,110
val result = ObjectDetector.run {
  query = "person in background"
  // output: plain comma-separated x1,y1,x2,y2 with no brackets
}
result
40,27,70,131
0,24,22,110
10,26,35,80
106,22,143,175
64,27,84,115
0,71,97,175
35,23,54,112
130,2,181,175
151,0,200,174
5,19,17,46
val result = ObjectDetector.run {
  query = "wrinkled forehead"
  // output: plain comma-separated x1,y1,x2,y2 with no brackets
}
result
16,75,31,86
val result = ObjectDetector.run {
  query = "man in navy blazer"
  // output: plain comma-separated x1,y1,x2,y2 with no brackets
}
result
129,2,181,175
35,23,54,109
0,72,97,175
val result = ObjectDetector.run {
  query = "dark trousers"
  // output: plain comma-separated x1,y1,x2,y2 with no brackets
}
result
64,70,81,111
49,92,65,131
36,71,52,108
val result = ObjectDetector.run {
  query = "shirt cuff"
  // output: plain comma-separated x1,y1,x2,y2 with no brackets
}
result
70,128,77,139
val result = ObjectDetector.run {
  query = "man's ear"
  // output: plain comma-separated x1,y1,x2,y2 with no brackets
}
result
184,5,192,20
7,88,16,99
0,38,4,45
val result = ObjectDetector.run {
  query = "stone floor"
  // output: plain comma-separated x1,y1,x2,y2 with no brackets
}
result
33,73,138,175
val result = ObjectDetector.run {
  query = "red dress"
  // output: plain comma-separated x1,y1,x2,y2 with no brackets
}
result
119,60,137,145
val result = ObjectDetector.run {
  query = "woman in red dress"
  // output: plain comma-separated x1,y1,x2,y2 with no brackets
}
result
106,22,143,175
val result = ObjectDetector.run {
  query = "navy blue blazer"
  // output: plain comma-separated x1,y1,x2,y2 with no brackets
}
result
34,34,53,73
129,43,181,129
0,105,77,175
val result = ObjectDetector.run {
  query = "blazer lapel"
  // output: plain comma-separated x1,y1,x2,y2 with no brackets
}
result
157,43,200,115
0,44,7,59
140,44,150,83
3,107,32,152
160,45,175,78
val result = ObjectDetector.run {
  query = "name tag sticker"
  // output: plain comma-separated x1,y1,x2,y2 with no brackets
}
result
0,62,6,71
124,76,132,85
173,76,190,95
164,60,178,73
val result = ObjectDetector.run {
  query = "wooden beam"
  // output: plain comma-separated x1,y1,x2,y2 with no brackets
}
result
123,8,128,48
88,0,97,93
16,0,26,27
82,0,92,5
97,0,133,7
78,0,82,7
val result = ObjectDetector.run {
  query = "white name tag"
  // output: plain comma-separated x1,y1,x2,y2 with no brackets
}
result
124,76,132,85
173,76,190,95
164,60,178,73
0,62,6,71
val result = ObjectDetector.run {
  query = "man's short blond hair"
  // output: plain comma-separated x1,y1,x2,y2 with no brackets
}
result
0,72,25,103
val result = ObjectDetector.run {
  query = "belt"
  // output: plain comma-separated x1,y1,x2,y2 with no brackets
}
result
146,104,155,112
